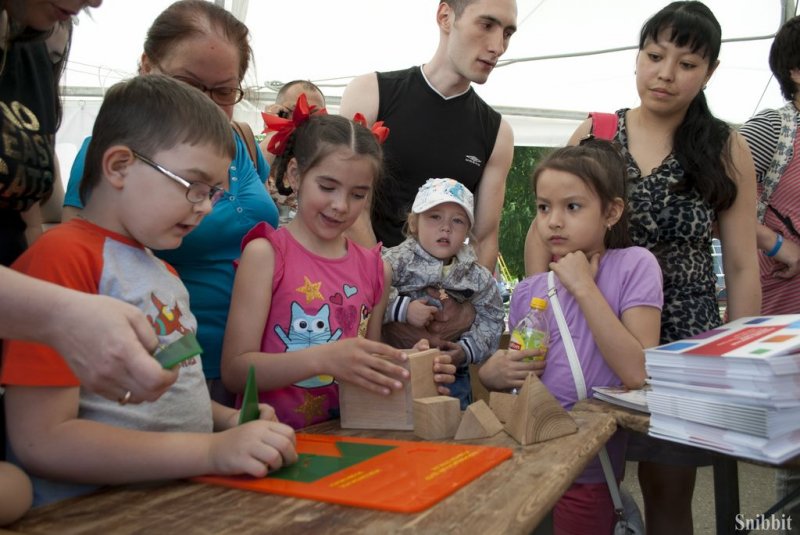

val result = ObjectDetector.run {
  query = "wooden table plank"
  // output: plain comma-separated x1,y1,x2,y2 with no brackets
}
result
572,398,649,434
10,412,616,535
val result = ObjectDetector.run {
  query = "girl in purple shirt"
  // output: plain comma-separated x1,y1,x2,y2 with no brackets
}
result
479,141,663,535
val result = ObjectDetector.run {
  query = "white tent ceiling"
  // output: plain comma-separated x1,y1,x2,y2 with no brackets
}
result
57,0,795,166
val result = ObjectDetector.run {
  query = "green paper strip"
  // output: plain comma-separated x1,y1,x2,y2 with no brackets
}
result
154,332,203,369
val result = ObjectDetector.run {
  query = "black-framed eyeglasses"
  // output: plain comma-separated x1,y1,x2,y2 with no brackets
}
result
171,75,244,106
132,151,225,207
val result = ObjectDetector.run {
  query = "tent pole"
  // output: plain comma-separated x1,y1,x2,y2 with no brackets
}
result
783,0,798,24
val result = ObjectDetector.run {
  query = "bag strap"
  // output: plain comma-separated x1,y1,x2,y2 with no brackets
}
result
588,112,619,142
546,271,625,516
758,102,797,222
599,447,625,514
231,120,259,168
547,271,586,399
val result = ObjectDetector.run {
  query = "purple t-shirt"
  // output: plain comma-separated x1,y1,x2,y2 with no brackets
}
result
509,246,663,483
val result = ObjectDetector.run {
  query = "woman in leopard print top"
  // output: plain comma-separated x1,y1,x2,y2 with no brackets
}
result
524,3,761,534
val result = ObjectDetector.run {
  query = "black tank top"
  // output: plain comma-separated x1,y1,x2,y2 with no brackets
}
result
373,67,501,247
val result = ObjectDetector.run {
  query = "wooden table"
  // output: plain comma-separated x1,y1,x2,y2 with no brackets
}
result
572,398,649,435
573,398,800,535
10,412,616,535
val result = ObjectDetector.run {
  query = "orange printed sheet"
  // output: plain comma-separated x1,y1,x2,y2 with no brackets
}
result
195,433,512,513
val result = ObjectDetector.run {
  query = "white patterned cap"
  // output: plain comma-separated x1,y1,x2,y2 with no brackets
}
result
411,178,474,226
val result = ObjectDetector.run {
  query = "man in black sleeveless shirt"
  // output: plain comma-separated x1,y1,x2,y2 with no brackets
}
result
339,0,517,271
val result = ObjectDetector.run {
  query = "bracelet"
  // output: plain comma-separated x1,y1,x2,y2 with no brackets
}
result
766,232,784,257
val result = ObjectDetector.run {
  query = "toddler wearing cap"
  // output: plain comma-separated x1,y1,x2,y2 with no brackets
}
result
382,178,505,408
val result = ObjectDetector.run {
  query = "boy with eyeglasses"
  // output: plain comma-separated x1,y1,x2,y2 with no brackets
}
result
61,1,279,409
0,75,297,507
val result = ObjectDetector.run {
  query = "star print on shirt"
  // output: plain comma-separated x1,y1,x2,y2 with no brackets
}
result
295,390,326,426
296,276,324,304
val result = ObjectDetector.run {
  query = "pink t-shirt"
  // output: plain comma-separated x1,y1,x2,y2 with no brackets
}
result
241,223,384,429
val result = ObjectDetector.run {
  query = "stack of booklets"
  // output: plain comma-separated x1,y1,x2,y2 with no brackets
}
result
592,384,650,413
644,315,800,464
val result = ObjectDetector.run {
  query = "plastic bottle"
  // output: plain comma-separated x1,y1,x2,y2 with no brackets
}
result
508,297,549,361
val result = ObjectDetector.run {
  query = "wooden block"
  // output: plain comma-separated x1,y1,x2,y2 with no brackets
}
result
504,373,578,445
489,391,516,423
413,396,461,440
455,399,503,440
339,348,439,430
408,349,439,399
469,363,490,404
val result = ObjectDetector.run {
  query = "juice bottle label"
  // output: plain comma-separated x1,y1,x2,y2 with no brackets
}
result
508,329,547,361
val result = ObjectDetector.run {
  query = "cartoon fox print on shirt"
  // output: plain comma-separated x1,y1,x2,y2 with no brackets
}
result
147,293,189,336
275,302,343,388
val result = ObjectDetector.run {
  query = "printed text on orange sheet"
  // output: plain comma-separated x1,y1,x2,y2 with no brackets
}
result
329,469,382,489
425,451,479,481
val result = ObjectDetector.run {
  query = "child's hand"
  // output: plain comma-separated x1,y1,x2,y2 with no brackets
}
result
208,420,297,477
477,349,546,392
550,251,600,297
407,299,439,327
438,340,466,368
411,338,431,352
431,352,457,395
329,337,409,395
258,403,279,422
207,403,282,432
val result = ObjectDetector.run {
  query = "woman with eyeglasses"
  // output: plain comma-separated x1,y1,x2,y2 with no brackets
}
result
63,0,279,406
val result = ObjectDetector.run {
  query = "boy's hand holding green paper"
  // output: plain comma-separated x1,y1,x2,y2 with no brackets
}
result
153,332,203,369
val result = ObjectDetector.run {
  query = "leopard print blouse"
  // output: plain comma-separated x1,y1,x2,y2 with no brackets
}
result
615,109,720,344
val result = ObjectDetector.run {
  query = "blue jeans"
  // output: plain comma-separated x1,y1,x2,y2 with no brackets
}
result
450,367,473,410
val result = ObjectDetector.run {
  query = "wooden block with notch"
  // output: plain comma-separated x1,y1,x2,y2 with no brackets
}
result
413,396,461,440
504,373,578,445
454,399,504,440
339,348,439,430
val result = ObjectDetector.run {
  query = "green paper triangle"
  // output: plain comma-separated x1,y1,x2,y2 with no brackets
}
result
238,365,260,425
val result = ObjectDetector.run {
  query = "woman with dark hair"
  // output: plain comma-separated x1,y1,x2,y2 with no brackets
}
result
63,0,280,405
524,2,760,533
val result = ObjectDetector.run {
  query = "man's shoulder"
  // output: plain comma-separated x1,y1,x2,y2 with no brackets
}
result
467,89,501,119
377,66,418,81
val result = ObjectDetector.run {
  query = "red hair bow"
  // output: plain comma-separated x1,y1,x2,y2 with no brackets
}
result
261,93,327,156
353,113,390,144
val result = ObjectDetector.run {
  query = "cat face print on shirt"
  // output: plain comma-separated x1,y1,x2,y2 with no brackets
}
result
274,302,343,388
